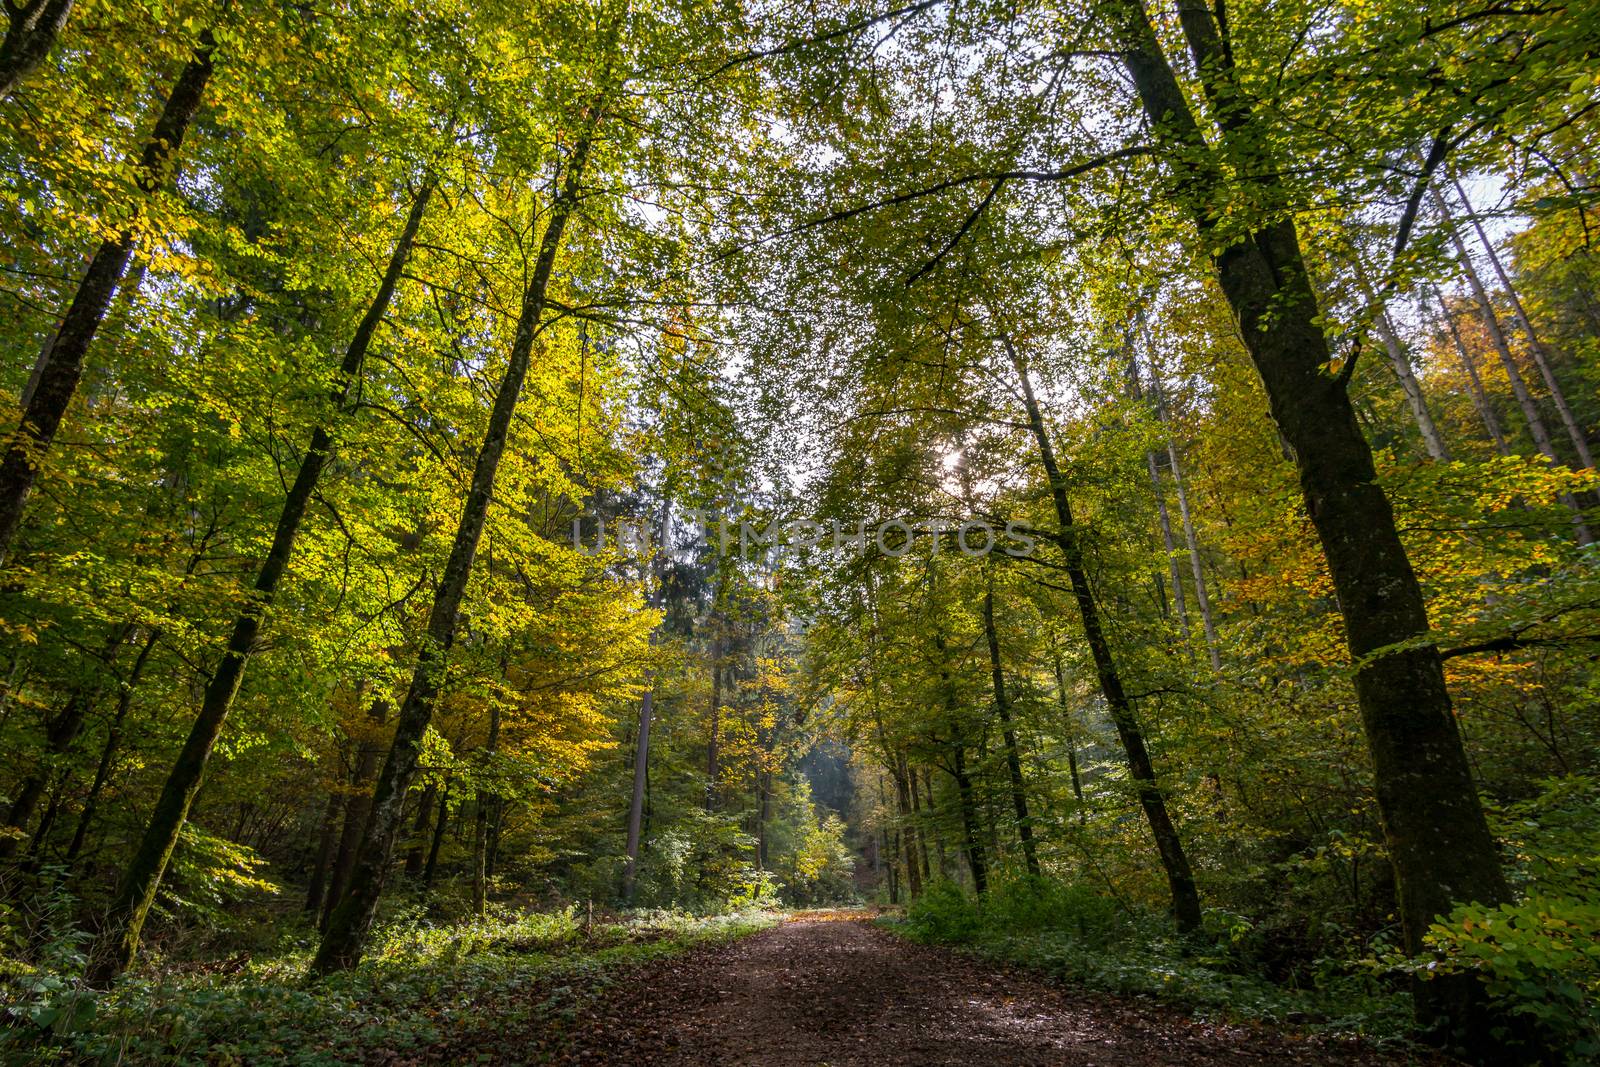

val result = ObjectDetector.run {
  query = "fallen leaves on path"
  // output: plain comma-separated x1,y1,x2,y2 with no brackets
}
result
542,913,1449,1066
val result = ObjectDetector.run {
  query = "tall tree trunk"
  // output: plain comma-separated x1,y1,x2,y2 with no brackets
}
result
1450,178,1593,468
891,757,923,898
621,682,654,904
948,740,986,896
1431,287,1510,455
1111,0,1508,1030
1051,652,1086,820
983,578,1039,877
0,690,87,860
472,701,500,918
64,629,159,865
0,0,73,98
312,128,598,975
1129,350,1191,631
905,756,931,884
1004,337,1202,932
1146,449,1190,632
1149,371,1222,670
756,767,771,870
623,499,674,904
85,180,434,987
705,640,723,812
1351,258,1451,461
403,782,438,881
422,781,449,889
0,35,213,566
921,768,947,879
1435,192,1591,540
0,621,131,859
321,698,389,929
304,791,343,916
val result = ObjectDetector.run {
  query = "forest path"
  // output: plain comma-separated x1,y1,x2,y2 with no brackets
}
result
553,911,1429,1065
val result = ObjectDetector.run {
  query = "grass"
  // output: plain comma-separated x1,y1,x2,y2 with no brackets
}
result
2,905,779,1065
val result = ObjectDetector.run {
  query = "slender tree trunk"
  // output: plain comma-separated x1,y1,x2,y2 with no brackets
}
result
1150,373,1222,670
891,758,923,898
948,741,986,896
403,782,437,880
1352,258,1451,461
1450,177,1593,468
422,781,449,889
1129,350,1191,631
486,799,505,878
1004,337,1202,932
1111,0,1508,1030
0,691,86,860
322,698,389,929
756,767,771,870
906,756,931,884
1440,201,1592,542
983,579,1039,877
85,181,433,987
1373,308,1450,461
0,0,73,98
23,772,67,866
882,827,899,904
1051,653,1086,820
312,125,598,974
622,682,654,904
705,637,723,812
1432,287,1510,455
1146,450,1190,632
304,792,343,916
921,768,947,879
64,629,159,865
2,624,133,857
0,35,213,566
472,702,500,918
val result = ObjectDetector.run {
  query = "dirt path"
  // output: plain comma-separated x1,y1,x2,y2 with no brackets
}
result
555,912,1437,1065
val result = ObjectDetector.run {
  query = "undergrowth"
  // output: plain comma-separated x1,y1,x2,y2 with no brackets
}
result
1,904,777,1065
887,879,1415,1044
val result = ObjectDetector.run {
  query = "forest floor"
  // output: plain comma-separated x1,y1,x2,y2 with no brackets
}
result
542,910,1447,1066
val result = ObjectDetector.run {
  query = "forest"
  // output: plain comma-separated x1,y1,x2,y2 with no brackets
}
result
0,0,1596,1063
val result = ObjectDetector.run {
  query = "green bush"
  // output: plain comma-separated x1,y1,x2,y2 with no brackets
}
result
904,880,982,942
1414,896,1600,1064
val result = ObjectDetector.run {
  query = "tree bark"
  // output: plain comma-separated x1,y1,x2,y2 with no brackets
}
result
304,791,343,916
85,180,433,987
983,578,1039,877
1438,196,1592,542
1147,368,1222,670
1051,652,1086,821
948,739,987,896
1110,0,1509,1029
891,756,923,898
312,126,598,974
403,782,438,880
64,629,160,865
1351,258,1451,461
1004,337,1202,932
322,697,389,929
621,682,654,904
705,633,724,812
1450,177,1593,468
1431,286,1510,455
422,781,449,888
472,701,500,918
0,0,74,99
0,35,214,566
